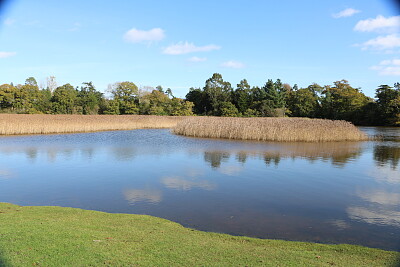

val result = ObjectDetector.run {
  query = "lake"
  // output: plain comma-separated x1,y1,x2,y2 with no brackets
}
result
0,127,399,251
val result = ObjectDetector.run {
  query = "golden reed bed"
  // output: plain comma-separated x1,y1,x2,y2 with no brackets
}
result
172,117,368,142
0,114,368,142
0,114,184,135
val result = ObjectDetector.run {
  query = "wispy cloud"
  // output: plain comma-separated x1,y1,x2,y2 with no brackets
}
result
188,56,207,62
0,52,16,58
163,41,221,55
3,18,15,25
332,8,360,18
354,15,400,33
221,60,245,69
370,58,400,76
124,28,165,44
357,34,400,51
68,22,81,32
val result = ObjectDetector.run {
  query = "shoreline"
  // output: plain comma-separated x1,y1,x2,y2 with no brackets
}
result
0,202,398,266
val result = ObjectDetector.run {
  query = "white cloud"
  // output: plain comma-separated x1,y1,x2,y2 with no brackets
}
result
4,18,15,25
124,28,165,43
332,8,360,18
188,56,207,62
221,60,245,69
163,41,221,55
0,52,16,58
371,58,400,76
354,15,400,33
358,34,400,51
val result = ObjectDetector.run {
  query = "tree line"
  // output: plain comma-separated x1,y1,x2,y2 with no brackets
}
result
0,74,399,126
0,77,193,116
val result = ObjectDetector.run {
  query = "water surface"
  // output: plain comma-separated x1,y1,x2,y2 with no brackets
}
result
0,127,399,251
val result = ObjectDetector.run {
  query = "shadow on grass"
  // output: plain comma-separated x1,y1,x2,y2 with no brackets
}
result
0,251,10,267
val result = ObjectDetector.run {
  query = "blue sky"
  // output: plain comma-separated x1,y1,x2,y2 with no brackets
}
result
0,0,399,98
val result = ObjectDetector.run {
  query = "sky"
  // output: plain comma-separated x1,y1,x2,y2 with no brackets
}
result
0,0,400,98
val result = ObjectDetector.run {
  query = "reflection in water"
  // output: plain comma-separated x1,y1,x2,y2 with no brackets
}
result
218,165,243,176
358,190,400,206
123,189,162,205
204,151,230,168
369,165,400,184
202,142,363,169
374,145,400,170
0,168,15,180
328,219,350,230
347,206,400,227
161,176,216,191
0,128,399,251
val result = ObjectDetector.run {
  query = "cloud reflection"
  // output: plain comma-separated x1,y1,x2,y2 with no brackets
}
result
161,176,216,191
357,190,400,206
347,206,400,227
368,165,400,184
123,189,162,205
0,168,15,180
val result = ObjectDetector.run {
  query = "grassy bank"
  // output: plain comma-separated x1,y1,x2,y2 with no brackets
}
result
0,203,398,266
0,114,184,135
173,117,368,142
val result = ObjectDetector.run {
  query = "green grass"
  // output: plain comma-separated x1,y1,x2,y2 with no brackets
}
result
0,203,398,266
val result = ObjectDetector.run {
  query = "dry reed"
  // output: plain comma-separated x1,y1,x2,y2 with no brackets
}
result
172,117,369,142
0,114,185,135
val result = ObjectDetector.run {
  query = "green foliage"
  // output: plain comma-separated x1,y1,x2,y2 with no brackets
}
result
203,73,232,115
233,79,252,114
52,84,78,114
320,80,370,123
375,84,400,126
185,87,208,114
77,82,103,115
220,101,240,117
262,79,286,109
1,75,399,126
287,86,319,117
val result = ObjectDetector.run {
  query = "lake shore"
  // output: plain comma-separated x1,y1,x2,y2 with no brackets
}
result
0,202,398,266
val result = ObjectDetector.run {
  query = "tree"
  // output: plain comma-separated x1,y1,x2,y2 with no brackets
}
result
185,87,208,115
25,77,38,87
287,86,319,117
375,84,400,125
320,80,370,123
233,79,252,114
203,73,232,116
109,81,139,114
262,79,286,109
78,82,103,115
52,84,78,114
46,76,57,93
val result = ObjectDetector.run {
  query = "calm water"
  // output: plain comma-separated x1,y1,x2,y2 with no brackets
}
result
0,127,399,251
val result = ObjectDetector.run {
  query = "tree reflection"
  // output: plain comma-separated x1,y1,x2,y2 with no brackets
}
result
203,142,363,169
373,145,400,170
204,151,230,168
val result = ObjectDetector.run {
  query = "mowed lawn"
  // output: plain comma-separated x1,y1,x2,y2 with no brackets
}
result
0,203,398,266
